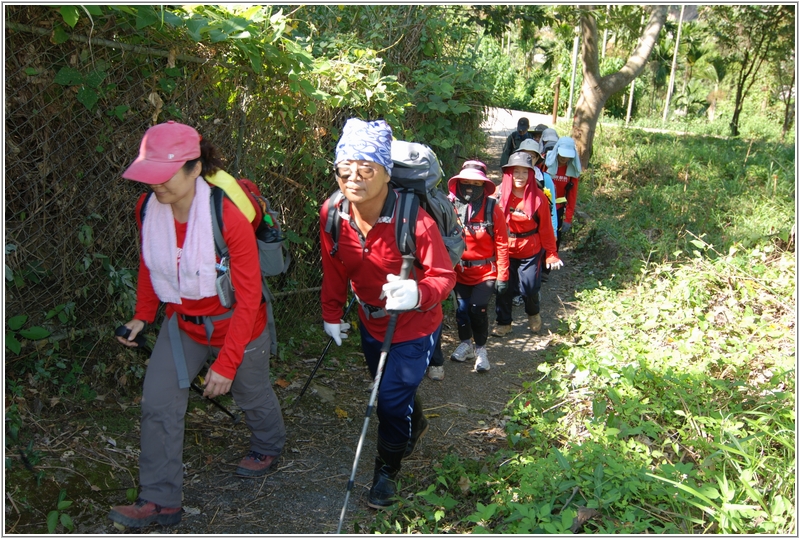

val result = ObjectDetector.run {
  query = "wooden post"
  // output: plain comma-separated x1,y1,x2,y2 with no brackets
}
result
566,29,580,122
662,5,685,122
552,76,561,125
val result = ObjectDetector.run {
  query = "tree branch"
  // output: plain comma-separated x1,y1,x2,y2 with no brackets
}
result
600,6,667,94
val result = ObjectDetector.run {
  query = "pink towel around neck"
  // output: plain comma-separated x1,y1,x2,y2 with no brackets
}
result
141,177,217,304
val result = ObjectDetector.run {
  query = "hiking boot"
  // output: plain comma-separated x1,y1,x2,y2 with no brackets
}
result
512,295,524,306
474,347,490,373
108,498,182,528
368,464,399,509
529,314,542,333
450,341,475,362
404,415,429,458
493,324,512,337
427,365,445,381
236,451,278,477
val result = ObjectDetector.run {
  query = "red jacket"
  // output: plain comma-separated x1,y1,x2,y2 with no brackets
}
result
133,193,266,380
320,189,456,342
500,191,558,261
456,198,510,285
551,164,579,224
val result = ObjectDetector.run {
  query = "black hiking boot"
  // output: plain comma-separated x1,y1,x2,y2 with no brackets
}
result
368,438,406,509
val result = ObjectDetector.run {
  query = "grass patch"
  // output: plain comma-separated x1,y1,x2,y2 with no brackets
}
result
574,127,794,282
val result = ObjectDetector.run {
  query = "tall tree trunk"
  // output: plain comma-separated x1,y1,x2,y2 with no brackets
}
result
572,6,668,169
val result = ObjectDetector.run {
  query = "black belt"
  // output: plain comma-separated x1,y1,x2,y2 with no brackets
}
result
508,229,537,238
460,256,496,268
181,314,205,325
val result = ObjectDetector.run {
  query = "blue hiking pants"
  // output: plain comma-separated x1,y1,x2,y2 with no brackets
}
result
496,252,543,325
359,322,441,446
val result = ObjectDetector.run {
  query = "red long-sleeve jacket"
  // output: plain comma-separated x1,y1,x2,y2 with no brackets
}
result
456,199,510,285
551,164,580,224
320,189,456,342
500,191,558,261
133,192,266,380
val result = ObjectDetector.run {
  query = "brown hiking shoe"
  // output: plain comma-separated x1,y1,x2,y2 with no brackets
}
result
108,498,181,528
493,324,512,337
529,314,542,332
236,451,278,477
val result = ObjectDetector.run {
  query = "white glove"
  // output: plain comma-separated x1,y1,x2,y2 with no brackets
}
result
546,258,564,270
324,320,351,346
381,274,419,311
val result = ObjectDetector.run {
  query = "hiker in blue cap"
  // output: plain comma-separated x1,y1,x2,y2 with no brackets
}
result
500,117,534,167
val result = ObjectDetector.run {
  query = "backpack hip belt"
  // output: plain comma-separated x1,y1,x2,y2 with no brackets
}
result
508,229,538,238
168,310,234,390
460,255,497,268
355,295,389,320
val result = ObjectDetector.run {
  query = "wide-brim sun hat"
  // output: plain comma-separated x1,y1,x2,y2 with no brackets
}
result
541,128,559,144
502,151,535,171
448,166,496,197
532,123,548,134
517,138,542,156
122,120,201,184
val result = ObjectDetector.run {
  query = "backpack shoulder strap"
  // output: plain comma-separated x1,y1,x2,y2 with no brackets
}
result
394,190,419,258
323,191,348,257
139,190,154,225
210,185,227,261
484,196,496,238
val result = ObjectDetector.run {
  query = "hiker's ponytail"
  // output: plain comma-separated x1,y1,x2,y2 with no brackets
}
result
183,138,225,177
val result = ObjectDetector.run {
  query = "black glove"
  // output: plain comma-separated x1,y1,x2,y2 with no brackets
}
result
495,280,509,295
561,222,572,235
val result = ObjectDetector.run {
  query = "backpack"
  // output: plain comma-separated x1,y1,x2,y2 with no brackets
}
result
458,196,497,239
324,140,465,269
140,174,288,355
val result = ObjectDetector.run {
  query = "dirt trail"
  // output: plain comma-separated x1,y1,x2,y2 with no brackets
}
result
87,108,582,535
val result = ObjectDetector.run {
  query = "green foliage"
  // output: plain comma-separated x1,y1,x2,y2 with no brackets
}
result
406,60,489,173
46,489,74,533
6,314,51,355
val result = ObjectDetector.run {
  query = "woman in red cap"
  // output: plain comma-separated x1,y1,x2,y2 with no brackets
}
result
447,160,510,372
109,121,285,528
494,152,563,336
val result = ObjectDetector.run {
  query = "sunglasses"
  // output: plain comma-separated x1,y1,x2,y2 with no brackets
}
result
333,163,378,180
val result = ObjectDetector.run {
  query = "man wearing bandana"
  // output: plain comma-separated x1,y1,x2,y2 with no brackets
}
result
446,160,509,373
319,119,456,509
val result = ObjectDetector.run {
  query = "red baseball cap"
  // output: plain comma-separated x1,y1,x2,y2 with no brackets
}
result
122,121,201,184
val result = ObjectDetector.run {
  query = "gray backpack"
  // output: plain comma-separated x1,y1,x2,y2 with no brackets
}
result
324,140,465,268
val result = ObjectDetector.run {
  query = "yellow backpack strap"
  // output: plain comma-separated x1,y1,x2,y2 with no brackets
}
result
205,169,256,222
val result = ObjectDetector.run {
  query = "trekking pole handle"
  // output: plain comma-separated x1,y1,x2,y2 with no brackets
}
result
398,254,414,280
381,256,414,354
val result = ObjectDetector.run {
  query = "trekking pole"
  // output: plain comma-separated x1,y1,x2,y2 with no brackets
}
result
292,295,358,409
190,382,240,424
336,256,414,534
116,325,240,424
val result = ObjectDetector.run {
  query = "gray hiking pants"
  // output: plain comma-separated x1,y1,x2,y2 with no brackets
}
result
138,318,286,507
